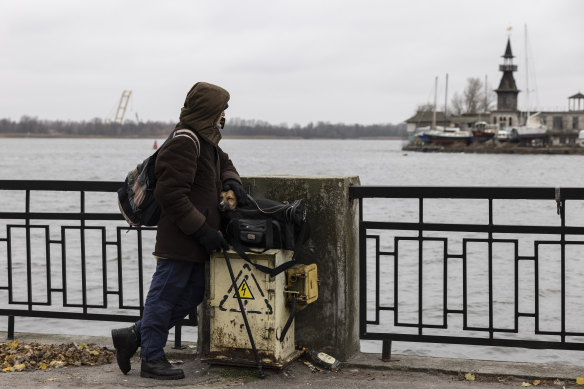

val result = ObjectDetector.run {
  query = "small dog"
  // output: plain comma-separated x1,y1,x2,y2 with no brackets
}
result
219,189,238,212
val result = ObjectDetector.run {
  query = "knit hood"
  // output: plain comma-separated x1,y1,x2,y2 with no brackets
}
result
179,82,230,146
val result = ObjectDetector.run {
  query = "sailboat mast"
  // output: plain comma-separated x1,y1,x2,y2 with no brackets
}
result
444,73,449,117
484,75,488,112
524,24,530,121
432,76,438,129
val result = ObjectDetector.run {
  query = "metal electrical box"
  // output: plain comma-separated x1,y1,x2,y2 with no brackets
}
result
207,249,302,368
286,263,318,310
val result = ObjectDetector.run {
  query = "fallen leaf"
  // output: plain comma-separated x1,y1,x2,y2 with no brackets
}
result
39,363,47,370
577,377,584,385
49,360,65,368
533,379,541,386
464,372,475,381
46,378,55,382
521,383,531,387
89,350,99,356
13,364,26,372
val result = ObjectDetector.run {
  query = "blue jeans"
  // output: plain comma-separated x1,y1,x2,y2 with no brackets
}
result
135,258,205,361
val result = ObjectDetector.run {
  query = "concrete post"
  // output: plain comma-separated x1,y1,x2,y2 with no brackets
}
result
199,175,361,361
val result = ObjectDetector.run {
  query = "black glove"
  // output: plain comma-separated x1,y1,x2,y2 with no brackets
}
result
223,179,249,206
191,223,228,254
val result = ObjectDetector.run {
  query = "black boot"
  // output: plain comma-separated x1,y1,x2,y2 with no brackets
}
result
140,356,185,380
111,324,141,374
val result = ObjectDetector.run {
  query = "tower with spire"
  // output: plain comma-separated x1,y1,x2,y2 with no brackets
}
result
495,38,520,111
491,38,521,129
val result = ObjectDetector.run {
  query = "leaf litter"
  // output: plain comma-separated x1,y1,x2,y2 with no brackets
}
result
1,340,114,372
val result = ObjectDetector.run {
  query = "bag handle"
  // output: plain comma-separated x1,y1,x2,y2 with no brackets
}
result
229,240,296,277
247,194,289,215
278,293,296,342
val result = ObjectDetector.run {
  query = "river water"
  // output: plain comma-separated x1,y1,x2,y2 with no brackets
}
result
1,137,584,365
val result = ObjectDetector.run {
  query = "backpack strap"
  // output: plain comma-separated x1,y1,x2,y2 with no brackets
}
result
173,128,201,157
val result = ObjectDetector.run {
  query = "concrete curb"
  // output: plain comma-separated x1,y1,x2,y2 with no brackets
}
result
2,332,583,381
344,352,584,381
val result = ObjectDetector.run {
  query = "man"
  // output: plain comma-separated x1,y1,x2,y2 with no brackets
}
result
111,82,248,380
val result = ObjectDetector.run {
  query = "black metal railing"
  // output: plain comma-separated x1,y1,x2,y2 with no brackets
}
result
349,186,584,359
0,180,196,346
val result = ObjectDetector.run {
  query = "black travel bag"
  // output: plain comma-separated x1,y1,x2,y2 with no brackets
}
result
221,195,310,276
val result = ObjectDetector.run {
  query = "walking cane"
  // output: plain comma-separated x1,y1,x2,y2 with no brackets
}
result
221,247,265,379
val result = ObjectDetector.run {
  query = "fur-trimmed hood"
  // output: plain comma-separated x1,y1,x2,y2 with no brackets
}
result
179,82,230,146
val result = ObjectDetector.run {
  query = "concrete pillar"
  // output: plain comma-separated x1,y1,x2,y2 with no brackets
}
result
198,175,361,362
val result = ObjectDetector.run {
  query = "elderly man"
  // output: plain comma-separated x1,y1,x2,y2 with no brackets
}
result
112,82,248,380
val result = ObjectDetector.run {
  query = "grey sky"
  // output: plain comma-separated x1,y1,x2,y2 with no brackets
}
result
1,0,582,125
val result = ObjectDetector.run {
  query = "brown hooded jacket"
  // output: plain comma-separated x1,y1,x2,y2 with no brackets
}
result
153,82,241,262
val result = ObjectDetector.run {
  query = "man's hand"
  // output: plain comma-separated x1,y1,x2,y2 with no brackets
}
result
222,179,249,206
192,223,228,254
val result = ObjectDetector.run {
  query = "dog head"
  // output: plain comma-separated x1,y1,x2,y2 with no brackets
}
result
219,189,238,212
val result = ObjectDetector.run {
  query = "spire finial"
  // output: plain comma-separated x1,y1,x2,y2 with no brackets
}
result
503,38,514,59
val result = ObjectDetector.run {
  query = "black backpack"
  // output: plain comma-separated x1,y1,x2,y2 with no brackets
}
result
117,129,200,227
221,195,310,276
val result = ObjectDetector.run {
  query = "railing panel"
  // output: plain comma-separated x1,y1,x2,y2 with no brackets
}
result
351,185,584,351
0,180,196,344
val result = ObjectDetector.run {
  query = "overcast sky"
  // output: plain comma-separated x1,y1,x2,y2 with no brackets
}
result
1,0,582,126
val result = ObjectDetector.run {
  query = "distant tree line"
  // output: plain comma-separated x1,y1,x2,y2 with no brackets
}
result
0,116,406,139
0,116,170,137
222,118,406,138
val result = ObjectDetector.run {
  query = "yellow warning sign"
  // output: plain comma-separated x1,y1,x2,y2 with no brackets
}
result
233,279,254,300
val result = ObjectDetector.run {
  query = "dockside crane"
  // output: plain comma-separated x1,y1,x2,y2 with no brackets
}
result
114,90,132,123
106,90,132,123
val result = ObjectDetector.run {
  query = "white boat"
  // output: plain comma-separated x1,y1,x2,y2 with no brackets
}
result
577,130,584,147
508,112,547,141
414,77,473,146
506,27,548,142
496,129,511,142
417,127,472,146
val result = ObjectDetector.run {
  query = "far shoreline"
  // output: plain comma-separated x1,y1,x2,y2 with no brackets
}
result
0,133,407,141
403,142,584,155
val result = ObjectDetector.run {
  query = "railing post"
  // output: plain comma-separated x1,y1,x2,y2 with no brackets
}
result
7,316,14,340
382,339,392,361
174,324,183,349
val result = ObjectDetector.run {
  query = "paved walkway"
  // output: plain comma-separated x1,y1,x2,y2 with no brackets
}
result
1,332,583,388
